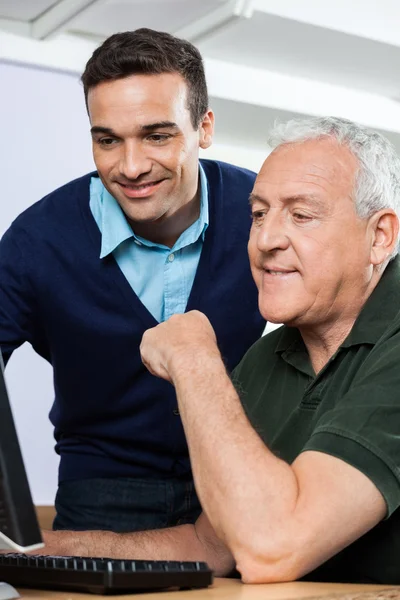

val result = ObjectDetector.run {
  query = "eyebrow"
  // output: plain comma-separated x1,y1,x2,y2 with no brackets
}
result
91,126,115,136
90,122,179,136
140,121,179,132
249,192,324,209
249,193,265,206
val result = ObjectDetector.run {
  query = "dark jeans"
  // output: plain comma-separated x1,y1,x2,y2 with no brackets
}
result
53,477,201,532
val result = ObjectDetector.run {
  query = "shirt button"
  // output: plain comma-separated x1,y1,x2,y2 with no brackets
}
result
168,253,175,262
173,408,180,416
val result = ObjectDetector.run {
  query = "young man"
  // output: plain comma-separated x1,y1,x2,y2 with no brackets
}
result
0,29,264,531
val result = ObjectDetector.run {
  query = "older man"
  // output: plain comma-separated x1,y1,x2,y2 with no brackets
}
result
41,117,400,585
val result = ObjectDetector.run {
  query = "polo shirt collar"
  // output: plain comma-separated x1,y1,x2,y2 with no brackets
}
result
275,256,400,355
341,256,400,347
99,164,209,258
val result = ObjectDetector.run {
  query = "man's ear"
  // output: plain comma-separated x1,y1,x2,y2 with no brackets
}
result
199,110,215,150
369,209,399,265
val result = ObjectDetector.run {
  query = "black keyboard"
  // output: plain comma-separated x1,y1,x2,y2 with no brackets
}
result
0,553,213,595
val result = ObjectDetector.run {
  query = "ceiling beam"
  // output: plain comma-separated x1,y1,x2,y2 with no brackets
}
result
205,57,400,136
252,0,400,49
31,0,105,40
0,31,97,73
174,0,254,44
0,18,31,37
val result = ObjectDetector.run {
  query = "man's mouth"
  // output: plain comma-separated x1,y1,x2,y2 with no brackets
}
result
117,179,165,198
265,269,296,275
120,181,160,189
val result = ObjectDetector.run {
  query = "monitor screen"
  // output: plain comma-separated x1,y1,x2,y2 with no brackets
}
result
0,356,43,552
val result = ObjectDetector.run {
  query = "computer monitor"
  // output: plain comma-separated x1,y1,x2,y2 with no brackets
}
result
0,355,43,553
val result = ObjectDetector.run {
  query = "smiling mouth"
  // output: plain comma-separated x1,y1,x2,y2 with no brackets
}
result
117,179,165,198
265,270,296,275
119,180,164,190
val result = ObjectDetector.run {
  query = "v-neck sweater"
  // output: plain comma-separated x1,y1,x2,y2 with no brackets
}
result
0,159,265,482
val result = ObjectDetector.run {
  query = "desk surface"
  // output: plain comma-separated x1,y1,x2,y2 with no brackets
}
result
17,578,399,600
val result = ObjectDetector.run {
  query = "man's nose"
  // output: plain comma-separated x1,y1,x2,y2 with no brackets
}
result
257,211,290,253
119,142,152,180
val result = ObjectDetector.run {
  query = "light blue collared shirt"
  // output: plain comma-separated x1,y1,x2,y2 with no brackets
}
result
89,165,209,322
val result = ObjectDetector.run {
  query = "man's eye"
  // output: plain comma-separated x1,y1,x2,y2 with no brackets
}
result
293,212,312,222
99,138,117,146
147,134,171,143
251,211,265,223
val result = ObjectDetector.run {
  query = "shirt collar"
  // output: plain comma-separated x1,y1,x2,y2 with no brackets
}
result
341,256,400,347
275,256,400,354
95,163,209,258
97,185,133,259
168,162,209,253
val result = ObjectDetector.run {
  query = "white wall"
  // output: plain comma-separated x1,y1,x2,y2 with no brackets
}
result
200,143,266,173
1,62,95,504
0,61,263,505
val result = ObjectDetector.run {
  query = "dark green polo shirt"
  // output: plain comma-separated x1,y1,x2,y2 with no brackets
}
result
233,257,400,584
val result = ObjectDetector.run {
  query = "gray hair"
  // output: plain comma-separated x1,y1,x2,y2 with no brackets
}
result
268,116,400,257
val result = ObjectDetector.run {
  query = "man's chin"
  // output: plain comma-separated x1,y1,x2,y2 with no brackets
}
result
260,305,298,327
117,198,165,224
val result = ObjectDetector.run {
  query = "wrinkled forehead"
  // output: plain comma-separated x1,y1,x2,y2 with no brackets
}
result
254,138,359,201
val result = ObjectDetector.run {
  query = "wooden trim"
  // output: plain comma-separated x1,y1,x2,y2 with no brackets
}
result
35,505,56,530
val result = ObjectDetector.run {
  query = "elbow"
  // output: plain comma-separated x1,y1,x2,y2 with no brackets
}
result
231,533,306,584
237,558,300,584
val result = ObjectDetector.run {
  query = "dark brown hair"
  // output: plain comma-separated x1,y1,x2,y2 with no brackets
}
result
81,28,209,129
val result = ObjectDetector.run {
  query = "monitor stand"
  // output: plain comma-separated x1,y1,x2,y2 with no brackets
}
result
0,582,19,600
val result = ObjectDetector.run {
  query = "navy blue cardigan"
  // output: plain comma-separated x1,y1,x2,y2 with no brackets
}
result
0,159,265,482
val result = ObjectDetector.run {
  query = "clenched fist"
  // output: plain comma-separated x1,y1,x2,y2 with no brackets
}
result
140,311,219,383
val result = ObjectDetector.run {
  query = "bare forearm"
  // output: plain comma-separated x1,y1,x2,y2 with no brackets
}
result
56,526,200,560
41,521,234,577
172,356,386,583
173,355,299,554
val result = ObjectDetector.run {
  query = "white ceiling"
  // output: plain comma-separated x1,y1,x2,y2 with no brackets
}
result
199,12,400,98
0,0,58,21
1,0,400,151
71,0,228,39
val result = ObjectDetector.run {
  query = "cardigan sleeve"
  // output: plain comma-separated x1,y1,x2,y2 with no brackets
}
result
0,223,39,365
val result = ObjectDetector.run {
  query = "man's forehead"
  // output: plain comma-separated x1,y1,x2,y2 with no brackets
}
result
255,138,358,195
264,138,354,168
87,73,190,117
